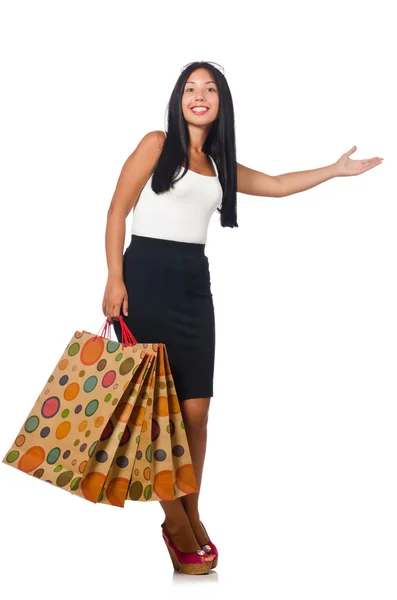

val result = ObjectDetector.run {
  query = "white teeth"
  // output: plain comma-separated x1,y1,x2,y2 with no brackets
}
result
191,107,208,112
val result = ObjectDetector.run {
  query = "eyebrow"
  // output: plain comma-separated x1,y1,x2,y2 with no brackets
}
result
185,80,216,84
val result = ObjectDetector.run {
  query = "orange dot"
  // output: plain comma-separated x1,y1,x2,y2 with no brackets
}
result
81,471,106,502
155,395,169,417
15,435,25,447
80,337,105,366
141,419,147,433
169,394,181,414
131,404,145,426
18,446,46,473
64,382,80,401
114,402,132,423
56,421,71,439
157,349,165,375
58,358,69,370
106,477,130,507
154,470,174,500
143,466,151,480
175,464,198,495
79,460,88,473
95,416,105,428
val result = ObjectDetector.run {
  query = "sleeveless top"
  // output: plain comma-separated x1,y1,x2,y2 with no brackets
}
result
131,155,223,244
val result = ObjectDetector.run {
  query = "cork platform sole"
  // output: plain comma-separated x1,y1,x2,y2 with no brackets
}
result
162,534,212,575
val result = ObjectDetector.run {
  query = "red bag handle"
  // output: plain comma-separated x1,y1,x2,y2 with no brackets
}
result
94,315,138,350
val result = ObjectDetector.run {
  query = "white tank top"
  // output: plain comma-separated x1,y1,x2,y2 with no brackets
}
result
131,155,223,244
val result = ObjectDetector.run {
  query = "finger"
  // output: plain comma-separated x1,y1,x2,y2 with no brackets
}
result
345,145,357,157
112,305,120,320
363,161,383,172
358,161,382,174
362,157,382,164
366,158,383,166
123,299,129,317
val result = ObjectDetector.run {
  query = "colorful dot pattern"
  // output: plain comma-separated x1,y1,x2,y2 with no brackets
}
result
2,330,198,507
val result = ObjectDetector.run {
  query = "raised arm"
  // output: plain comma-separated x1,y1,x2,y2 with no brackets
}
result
236,162,283,197
237,146,383,198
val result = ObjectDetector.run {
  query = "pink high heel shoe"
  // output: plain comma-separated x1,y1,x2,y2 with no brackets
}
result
161,522,216,575
199,520,218,569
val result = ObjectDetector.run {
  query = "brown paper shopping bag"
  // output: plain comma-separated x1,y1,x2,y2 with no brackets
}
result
2,317,198,507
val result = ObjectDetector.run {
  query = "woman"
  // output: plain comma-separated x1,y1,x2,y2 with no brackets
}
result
102,60,383,574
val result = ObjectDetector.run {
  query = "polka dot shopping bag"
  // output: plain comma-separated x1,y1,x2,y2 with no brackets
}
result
2,316,198,507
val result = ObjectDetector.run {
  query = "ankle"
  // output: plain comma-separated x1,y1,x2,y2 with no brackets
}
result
163,517,188,533
186,513,201,525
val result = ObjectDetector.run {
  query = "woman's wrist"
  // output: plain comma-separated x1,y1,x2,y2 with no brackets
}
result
107,272,123,283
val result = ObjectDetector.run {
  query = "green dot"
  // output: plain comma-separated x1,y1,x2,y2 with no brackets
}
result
54,465,62,472
71,477,81,490
104,393,112,403
85,399,99,417
47,447,61,465
145,444,152,463
106,341,120,354
88,440,99,457
25,416,39,433
5,450,19,463
62,409,70,418
68,343,80,356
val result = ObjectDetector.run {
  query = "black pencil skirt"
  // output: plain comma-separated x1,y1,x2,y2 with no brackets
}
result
112,234,215,401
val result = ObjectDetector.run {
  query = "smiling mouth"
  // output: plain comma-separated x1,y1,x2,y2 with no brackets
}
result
190,107,210,114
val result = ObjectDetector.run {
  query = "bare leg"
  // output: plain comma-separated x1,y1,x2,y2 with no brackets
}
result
179,397,212,547
159,397,213,553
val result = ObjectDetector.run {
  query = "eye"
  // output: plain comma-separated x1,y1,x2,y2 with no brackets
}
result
185,87,217,93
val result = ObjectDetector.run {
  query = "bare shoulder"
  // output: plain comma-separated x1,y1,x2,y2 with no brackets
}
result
125,130,166,168
138,130,166,151
236,161,283,198
108,130,166,216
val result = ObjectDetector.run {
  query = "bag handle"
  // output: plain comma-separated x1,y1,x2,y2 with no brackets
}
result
94,316,138,349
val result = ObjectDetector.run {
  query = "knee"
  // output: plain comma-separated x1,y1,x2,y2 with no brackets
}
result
181,398,210,430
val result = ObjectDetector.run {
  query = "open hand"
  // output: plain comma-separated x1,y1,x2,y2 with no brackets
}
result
334,146,384,177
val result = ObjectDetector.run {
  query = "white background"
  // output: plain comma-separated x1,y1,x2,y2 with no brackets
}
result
0,1,395,598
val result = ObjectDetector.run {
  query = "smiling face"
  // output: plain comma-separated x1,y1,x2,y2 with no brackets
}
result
181,68,220,125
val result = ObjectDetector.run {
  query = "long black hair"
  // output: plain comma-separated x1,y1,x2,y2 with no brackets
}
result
151,61,238,228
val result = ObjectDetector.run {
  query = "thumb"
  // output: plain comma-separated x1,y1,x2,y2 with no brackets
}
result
345,145,357,157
